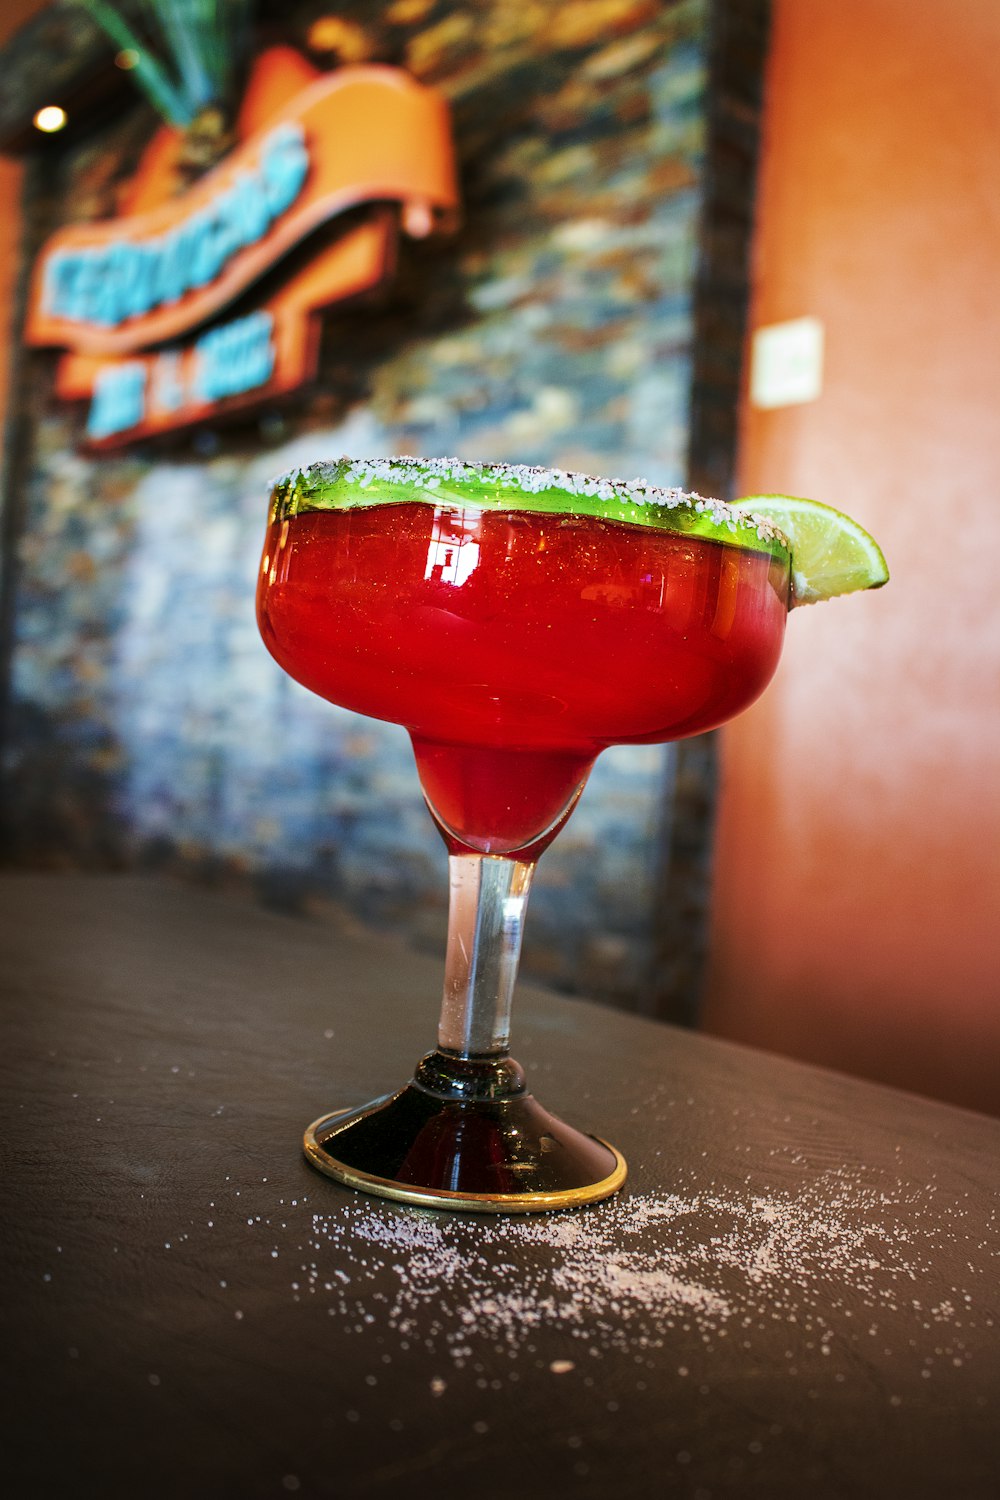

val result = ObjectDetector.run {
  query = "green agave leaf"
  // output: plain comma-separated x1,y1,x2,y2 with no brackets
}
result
74,0,257,124
75,0,194,125
150,0,215,112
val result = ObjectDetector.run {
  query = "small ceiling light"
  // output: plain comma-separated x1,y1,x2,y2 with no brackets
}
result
33,105,68,133
115,48,140,71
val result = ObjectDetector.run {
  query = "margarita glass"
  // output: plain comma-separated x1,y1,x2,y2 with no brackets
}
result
257,457,792,1211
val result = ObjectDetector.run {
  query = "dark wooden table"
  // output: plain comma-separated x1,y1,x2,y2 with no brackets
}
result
2,873,998,1499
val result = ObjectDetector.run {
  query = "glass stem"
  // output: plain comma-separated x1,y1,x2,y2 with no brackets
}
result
437,853,535,1058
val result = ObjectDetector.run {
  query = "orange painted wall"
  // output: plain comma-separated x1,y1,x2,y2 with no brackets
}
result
0,1,46,442
0,140,21,427
702,0,1000,1114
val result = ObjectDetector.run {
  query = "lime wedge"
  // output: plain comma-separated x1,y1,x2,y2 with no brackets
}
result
732,493,889,606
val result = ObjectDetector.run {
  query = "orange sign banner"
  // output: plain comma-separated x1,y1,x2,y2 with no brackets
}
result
54,213,396,447
26,61,459,358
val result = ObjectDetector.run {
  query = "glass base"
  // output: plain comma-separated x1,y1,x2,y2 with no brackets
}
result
302,1051,627,1213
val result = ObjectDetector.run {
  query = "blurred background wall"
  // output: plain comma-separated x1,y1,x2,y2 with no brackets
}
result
1,0,998,1116
0,0,750,1015
703,0,1000,1115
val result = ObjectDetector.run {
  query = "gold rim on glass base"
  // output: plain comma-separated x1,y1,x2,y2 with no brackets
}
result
302,1061,627,1212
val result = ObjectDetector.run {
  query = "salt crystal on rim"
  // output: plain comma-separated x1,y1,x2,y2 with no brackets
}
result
270,455,789,548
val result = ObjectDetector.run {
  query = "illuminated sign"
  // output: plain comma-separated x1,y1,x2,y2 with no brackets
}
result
39,124,309,333
25,49,460,447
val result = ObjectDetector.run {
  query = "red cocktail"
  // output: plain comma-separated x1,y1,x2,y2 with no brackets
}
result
257,457,791,1210
259,489,788,856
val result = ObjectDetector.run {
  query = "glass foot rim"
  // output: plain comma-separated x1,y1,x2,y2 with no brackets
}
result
303,1106,628,1213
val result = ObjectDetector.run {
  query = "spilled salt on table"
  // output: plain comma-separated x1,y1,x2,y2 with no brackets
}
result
274,1175,993,1375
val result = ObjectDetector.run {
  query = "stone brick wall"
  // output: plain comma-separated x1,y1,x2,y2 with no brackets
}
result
0,0,765,1013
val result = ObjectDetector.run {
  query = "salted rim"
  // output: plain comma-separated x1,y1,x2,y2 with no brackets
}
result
268,456,791,561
